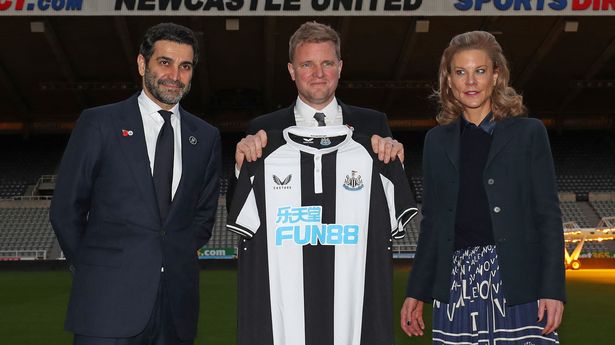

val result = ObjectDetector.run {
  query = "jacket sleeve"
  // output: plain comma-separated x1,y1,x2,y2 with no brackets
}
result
405,130,438,302
193,129,222,249
225,117,263,212
382,113,393,138
377,112,393,138
49,110,103,263
529,120,566,302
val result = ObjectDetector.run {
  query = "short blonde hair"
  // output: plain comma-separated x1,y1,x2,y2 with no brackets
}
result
288,21,341,62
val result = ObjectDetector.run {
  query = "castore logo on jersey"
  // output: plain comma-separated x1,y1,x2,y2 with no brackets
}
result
273,174,292,190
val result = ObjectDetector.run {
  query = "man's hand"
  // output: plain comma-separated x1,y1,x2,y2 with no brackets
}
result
371,135,404,164
400,297,425,337
538,298,564,335
235,130,268,171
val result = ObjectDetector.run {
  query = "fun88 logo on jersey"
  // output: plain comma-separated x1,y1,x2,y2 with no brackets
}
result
274,206,360,246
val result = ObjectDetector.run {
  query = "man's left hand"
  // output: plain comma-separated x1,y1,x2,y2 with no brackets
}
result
371,135,404,164
538,298,564,335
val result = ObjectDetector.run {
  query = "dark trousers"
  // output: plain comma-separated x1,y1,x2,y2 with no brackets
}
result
74,274,193,345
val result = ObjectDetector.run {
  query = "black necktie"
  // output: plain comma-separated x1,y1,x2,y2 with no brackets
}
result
153,110,174,222
314,112,326,126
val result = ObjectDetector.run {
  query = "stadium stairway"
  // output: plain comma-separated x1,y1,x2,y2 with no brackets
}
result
47,240,63,260
577,201,602,227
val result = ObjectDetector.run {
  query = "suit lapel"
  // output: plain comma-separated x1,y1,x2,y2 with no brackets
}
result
442,120,461,172
285,103,297,127
485,117,517,170
113,94,160,224
339,101,354,127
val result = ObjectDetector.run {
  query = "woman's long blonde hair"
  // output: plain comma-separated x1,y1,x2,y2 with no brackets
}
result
435,31,527,125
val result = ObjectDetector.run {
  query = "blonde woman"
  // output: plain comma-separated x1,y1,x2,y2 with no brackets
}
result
401,31,565,344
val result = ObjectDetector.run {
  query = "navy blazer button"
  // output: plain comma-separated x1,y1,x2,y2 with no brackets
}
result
488,178,495,185
160,230,166,236
493,206,501,213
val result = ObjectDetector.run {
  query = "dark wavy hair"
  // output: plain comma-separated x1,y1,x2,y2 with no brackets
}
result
435,31,526,125
139,22,199,65
288,21,341,62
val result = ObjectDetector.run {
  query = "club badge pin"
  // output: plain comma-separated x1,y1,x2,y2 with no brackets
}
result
189,136,198,145
320,137,331,146
121,129,134,137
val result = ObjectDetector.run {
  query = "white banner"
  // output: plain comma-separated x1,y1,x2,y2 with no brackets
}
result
0,0,613,16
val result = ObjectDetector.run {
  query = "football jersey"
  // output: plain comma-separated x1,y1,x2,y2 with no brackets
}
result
227,125,417,345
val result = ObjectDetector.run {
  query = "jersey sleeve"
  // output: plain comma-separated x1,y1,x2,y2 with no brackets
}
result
379,160,418,239
226,161,260,239
226,130,284,239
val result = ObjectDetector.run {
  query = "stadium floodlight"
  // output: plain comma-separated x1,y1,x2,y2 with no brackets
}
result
571,80,615,89
30,21,45,33
415,20,429,33
226,18,240,31
339,80,436,89
564,21,579,33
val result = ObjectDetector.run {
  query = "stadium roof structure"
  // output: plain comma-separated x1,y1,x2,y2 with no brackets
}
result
1,16,614,132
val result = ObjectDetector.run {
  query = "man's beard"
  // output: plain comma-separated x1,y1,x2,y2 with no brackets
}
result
144,67,191,105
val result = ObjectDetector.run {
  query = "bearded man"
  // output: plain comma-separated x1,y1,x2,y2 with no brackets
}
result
50,22,221,345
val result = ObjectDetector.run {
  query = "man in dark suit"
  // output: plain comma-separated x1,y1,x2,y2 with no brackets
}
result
233,21,404,176
228,21,410,345
50,23,221,345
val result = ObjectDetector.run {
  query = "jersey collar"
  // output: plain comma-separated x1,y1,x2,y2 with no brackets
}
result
283,125,354,155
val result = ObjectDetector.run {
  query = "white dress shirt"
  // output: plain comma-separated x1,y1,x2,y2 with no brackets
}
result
234,97,344,178
138,91,182,200
294,96,343,127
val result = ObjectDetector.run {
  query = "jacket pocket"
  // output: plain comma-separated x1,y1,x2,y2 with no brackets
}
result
78,245,123,268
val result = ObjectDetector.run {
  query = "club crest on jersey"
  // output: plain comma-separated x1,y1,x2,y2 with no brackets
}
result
320,137,331,146
343,170,364,191
273,174,292,190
